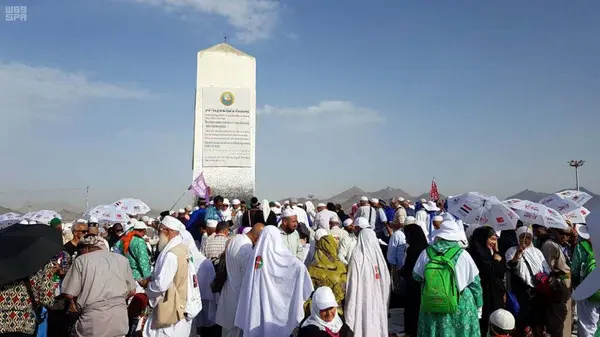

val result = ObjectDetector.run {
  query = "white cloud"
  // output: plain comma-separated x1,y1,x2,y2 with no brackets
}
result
0,61,151,133
130,0,280,43
258,100,386,126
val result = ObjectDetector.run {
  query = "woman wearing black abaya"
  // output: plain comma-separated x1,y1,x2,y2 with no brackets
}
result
468,226,507,337
401,220,429,337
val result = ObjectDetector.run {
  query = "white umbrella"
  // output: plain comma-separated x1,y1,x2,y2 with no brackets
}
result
447,192,519,231
562,207,591,225
83,205,108,220
95,206,130,225
29,210,61,224
539,190,593,214
112,198,151,215
0,212,22,227
21,211,37,220
503,199,569,230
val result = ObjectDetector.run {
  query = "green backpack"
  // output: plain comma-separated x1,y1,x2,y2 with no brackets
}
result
420,246,462,314
580,241,600,302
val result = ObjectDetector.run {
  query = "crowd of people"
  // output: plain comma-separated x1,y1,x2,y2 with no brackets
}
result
0,194,597,337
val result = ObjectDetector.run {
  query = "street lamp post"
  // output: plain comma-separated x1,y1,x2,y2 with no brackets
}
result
568,160,585,191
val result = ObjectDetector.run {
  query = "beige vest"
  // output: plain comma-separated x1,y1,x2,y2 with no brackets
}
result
154,244,189,328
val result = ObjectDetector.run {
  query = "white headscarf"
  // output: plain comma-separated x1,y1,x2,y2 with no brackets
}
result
301,286,343,333
234,226,314,337
505,226,549,287
432,219,468,243
344,228,390,337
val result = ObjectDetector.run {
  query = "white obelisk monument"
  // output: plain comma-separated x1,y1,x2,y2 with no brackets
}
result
193,43,256,200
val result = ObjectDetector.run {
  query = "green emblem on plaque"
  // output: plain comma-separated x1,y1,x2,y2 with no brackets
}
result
220,91,235,106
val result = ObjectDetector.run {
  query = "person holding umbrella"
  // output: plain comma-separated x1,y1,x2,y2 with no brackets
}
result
0,223,63,337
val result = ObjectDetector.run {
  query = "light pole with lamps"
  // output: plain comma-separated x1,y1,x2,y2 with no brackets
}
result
568,160,585,191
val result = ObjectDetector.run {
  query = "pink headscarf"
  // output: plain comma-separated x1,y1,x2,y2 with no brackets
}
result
350,204,358,218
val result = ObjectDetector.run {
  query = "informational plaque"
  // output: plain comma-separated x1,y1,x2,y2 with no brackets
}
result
201,87,252,168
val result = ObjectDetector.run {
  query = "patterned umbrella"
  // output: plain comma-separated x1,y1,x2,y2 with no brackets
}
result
28,210,61,224
447,192,519,231
562,207,591,225
0,212,22,228
539,190,593,214
112,198,151,216
503,199,569,230
95,206,130,224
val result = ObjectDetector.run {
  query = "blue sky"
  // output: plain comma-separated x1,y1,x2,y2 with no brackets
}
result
1,0,599,210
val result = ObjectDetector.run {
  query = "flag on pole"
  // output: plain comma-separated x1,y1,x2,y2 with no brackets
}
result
430,178,439,201
189,172,210,198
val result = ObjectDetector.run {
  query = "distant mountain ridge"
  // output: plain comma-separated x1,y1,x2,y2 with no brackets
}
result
2,187,598,217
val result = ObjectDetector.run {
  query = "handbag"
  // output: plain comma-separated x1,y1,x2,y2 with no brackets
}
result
210,251,228,293
505,291,520,316
392,268,406,296
523,257,552,296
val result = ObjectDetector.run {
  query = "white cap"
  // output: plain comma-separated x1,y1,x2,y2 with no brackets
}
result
343,218,353,227
577,224,590,240
133,222,147,230
398,197,405,202
433,215,444,222
404,216,417,226
161,216,182,231
209,200,214,205
193,206,200,211
317,203,327,208
423,201,440,212
76,219,87,224
355,217,371,229
420,198,427,203
315,229,329,241
223,198,230,205
360,196,369,202
178,208,185,213
489,309,515,331
88,216,99,224
232,199,241,206
370,198,379,204
281,208,297,218
206,219,218,228
141,216,149,223
329,216,340,223
185,205,192,212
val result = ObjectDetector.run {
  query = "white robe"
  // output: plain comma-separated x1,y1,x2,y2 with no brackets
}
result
234,226,313,337
195,251,217,328
214,234,254,331
143,235,193,337
505,244,550,288
344,228,391,337
292,205,310,227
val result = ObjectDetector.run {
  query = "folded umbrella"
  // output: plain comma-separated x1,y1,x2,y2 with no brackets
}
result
0,224,63,286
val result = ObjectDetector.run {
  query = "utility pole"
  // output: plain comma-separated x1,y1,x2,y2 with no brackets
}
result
568,160,585,191
85,186,89,211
